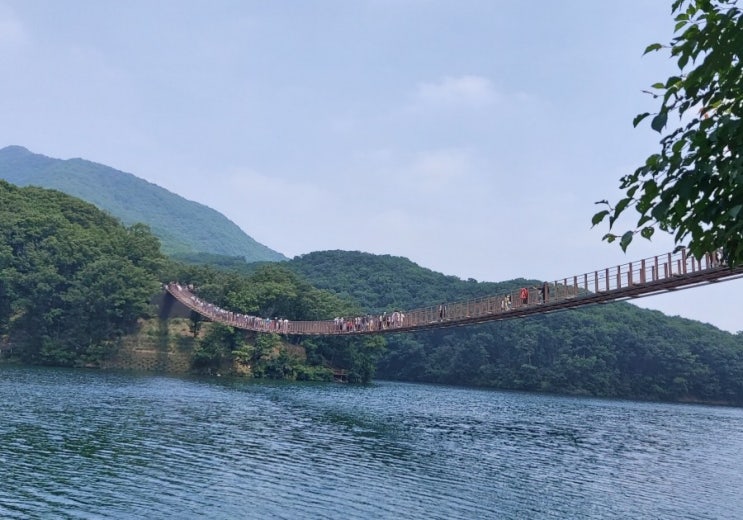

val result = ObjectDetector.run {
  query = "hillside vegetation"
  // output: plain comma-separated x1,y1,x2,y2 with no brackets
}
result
167,261,385,383
288,250,743,404
0,180,165,365
0,181,379,381
0,146,286,262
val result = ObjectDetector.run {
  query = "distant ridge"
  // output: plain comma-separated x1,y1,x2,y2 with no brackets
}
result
0,146,287,262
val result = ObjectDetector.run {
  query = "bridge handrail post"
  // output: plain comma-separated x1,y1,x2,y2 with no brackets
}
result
654,255,659,281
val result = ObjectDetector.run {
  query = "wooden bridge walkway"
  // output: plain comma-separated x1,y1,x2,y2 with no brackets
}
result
166,249,743,336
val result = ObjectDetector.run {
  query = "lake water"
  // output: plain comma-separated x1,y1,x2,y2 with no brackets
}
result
1,366,742,519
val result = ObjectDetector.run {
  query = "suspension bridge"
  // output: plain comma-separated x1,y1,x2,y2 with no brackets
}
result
166,249,743,336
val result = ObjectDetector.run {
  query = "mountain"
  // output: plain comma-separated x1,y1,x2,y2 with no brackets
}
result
287,249,532,311
0,145,287,262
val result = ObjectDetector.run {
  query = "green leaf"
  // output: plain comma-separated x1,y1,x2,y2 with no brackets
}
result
640,227,655,240
619,231,634,252
646,154,661,167
678,53,689,69
642,179,659,199
644,43,663,55
633,112,651,127
602,233,617,244
614,197,631,218
651,200,670,221
591,210,610,227
651,111,668,132
664,76,682,89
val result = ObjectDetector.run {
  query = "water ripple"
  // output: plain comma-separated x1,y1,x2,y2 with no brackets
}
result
2,367,743,519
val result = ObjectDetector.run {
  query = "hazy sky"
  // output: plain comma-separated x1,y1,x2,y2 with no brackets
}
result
1,1,741,333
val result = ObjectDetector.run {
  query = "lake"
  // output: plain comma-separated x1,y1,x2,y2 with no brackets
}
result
1,366,742,519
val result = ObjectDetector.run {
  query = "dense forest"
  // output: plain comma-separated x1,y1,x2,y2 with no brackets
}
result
288,250,743,404
0,180,379,381
166,261,385,383
0,180,165,365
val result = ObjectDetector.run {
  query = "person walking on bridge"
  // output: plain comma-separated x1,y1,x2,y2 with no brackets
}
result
539,282,550,304
520,287,528,306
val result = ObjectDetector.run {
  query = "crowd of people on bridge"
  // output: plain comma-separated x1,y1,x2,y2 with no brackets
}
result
167,283,414,334
165,250,728,336
333,310,406,333
167,283,290,333
167,281,554,335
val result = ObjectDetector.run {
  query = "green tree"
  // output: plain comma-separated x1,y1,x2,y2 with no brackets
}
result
594,0,742,265
0,181,164,365
192,323,240,371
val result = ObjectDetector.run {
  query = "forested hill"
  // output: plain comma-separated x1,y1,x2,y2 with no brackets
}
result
288,250,743,404
287,250,536,311
0,180,165,365
0,146,286,263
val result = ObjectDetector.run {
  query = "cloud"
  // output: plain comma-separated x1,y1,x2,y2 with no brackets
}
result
408,148,473,189
413,75,499,109
0,4,28,49
353,146,480,196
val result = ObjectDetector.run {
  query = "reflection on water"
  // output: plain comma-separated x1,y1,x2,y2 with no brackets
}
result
1,366,742,519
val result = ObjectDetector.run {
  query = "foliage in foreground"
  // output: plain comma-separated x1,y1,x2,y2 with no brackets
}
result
594,0,743,266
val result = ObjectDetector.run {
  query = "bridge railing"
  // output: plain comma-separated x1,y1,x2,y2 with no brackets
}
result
573,249,722,295
315,249,728,333
167,249,733,336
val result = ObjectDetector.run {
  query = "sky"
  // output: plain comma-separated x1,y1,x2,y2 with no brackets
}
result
0,1,741,333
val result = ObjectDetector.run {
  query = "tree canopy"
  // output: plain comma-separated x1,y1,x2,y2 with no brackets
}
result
594,0,742,266
170,260,385,382
0,181,166,365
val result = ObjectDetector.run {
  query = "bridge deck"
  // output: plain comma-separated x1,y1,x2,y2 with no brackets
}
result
166,250,743,336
